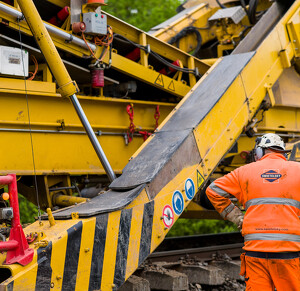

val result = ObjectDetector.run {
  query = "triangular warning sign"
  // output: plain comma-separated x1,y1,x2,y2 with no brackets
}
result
168,80,175,91
155,74,164,87
197,170,204,189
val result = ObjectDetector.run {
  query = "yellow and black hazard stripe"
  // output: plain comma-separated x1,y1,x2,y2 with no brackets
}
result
2,200,155,291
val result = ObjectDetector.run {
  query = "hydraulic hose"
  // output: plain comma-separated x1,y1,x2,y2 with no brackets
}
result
168,26,202,57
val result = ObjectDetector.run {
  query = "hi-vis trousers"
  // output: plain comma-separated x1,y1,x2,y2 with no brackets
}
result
240,252,300,291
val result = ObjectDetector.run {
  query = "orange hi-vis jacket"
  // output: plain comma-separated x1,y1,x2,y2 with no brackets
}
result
206,152,300,252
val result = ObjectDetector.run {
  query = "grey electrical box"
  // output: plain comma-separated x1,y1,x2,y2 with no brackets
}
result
0,46,28,77
83,12,107,35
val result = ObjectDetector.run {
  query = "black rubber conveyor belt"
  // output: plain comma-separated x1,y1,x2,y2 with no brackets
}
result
110,52,255,190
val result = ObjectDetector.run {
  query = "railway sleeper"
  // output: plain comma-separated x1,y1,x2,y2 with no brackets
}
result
120,258,245,291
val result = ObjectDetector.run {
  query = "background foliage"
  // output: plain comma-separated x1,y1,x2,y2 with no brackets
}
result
103,0,182,31
167,218,238,237
19,194,39,224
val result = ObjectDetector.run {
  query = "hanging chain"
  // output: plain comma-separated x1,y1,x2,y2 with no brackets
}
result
126,104,135,143
154,105,160,129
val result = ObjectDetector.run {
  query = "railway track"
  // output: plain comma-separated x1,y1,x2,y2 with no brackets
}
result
120,232,246,291
150,232,243,262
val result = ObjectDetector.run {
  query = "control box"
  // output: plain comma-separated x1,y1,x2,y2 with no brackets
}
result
0,46,28,77
83,12,107,35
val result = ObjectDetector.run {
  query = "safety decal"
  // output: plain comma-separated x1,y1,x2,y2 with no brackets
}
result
155,74,164,87
185,178,195,200
197,170,204,189
168,80,175,91
162,205,174,228
172,191,184,215
261,169,282,183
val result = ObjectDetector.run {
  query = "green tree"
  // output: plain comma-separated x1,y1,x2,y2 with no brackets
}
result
103,0,182,31
18,194,39,224
167,218,238,237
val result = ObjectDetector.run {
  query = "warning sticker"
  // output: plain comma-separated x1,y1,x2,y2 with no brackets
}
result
172,191,184,215
168,80,175,91
185,178,195,200
197,170,204,190
162,205,174,228
155,74,164,87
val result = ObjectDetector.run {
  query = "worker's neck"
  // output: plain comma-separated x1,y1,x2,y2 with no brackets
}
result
265,149,284,156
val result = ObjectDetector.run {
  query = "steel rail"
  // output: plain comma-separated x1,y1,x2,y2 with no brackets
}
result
150,243,244,262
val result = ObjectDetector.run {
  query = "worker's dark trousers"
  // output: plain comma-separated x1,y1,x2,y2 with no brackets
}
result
240,253,300,291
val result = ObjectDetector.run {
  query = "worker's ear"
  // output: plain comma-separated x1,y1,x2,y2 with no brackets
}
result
254,147,264,161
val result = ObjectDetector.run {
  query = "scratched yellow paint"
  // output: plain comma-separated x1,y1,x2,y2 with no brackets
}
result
12,255,38,291
125,204,144,279
50,232,68,290
75,218,96,291
125,189,149,209
101,211,121,290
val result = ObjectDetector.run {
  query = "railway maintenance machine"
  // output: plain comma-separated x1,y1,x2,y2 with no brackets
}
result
0,0,299,290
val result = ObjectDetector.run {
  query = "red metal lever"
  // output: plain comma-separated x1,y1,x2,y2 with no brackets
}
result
0,174,34,266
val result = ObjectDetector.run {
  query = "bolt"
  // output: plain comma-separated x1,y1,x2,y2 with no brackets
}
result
56,275,62,280
50,282,54,288
227,128,230,131
294,40,297,43
85,248,90,252
164,227,168,230
157,235,161,238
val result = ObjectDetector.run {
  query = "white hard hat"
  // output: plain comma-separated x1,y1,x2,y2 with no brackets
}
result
256,133,285,151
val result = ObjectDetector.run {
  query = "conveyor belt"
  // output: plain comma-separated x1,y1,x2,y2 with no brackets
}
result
110,52,255,190
48,52,254,219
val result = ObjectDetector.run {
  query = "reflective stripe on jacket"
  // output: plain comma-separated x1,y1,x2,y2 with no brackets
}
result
206,153,300,252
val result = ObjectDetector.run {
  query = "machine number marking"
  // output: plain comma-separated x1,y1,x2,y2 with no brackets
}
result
172,191,184,215
185,178,195,200
155,74,164,87
197,170,204,189
162,205,174,228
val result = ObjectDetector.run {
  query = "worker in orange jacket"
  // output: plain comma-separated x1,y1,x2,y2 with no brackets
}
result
206,133,300,291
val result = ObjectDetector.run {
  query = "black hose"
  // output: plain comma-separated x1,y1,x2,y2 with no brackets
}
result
168,26,202,57
240,0,251,20
248,0,259,24
113,33,200,76
216,0,226,9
